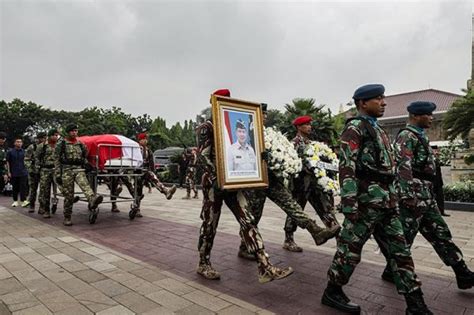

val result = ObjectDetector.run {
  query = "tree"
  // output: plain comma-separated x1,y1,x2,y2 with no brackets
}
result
265,109,286,130
443,88,474,142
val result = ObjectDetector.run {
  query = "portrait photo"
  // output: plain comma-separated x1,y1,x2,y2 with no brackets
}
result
211,95,268,190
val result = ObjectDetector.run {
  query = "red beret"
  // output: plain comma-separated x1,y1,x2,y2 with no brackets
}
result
292,116,312,126
212,89,231,97
137,133,148,140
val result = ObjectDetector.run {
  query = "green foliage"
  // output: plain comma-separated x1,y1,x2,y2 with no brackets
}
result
443,88,474,141
438,142,461,166
265,109,286,130
444,180,474,203
464,153,474,165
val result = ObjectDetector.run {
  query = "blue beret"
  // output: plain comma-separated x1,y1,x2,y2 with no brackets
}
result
407,101,436,115
353,84,385,101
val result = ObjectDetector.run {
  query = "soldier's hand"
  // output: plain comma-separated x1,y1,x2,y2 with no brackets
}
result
345,212,359,223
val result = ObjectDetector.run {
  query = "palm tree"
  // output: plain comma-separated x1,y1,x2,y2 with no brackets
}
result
443,88,474,142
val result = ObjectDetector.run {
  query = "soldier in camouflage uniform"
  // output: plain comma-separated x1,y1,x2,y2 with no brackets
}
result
182,148,198,199
0,132,7,196
36,129,60,218
237,104,340,260
197,89,293,284
25,132,46,212
55,124,103,226
375,101,474,290
135,133,177,217
283,116,340,252
322,85,432,315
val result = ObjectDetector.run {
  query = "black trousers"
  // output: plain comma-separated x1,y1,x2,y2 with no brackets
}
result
11,176,28,201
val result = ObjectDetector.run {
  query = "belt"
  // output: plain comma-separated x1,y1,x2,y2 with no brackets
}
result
412,170,435,182
355,168,395,185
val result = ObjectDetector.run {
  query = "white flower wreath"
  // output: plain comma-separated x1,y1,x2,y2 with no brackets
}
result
303,141,340,195
264,127,302,186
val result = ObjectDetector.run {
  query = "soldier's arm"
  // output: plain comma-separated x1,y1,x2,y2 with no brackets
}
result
339,124,362,215
34,144,43,170
54,141,62,178
394,131,417,203
24,144,33,172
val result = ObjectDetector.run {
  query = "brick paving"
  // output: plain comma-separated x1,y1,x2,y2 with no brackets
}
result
0,187,473,314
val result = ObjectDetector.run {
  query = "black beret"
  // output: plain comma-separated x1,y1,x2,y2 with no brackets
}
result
0,132,6,139
235,119,246,130
65,124,78,133
407,101,436,115
48,128,58,137
353,84,385,101
36,132,47,138
261,103,268,112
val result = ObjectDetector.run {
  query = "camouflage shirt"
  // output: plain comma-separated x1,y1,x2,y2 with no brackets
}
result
339,116,397,214
141,146,155,171
25,143,39,174
196,121,216,179
292,134,310,158
394,124,436,201
55,138,88,170
35,142,57,169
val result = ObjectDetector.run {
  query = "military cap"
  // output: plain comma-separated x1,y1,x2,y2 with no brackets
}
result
235,119,246,130
137,133,148,140
352,84,385,101
292,115,312,126
407,101,436,115
0,132,6,139
36,132,47,138
212,89,231,97
65,123,78,133
261,103,268,112
48,128,58,137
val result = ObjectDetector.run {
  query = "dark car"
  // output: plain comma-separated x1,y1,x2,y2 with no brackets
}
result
153,147,184,171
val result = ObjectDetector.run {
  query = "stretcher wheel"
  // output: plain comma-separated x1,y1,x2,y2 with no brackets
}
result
51,204,57,214
129,208,138,220
89,209,99,224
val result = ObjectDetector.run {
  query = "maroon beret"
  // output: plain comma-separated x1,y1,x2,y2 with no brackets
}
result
212,89,231,97
292,115,312,126
137,133,148,140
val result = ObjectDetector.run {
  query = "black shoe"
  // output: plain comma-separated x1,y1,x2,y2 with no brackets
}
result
453,261,474,290
441,213,450,217
381,266,395,284
405,289,433,315
322,283,361,314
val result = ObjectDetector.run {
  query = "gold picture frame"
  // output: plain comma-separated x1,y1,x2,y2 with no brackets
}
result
211,95,268,190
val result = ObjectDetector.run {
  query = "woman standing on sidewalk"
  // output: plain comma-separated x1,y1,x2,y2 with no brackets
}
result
6,137,29,208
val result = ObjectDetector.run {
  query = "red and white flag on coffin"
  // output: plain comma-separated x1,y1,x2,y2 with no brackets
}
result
79,134,143,169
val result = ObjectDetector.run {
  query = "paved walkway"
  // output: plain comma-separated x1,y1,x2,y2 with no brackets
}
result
0,187,473,314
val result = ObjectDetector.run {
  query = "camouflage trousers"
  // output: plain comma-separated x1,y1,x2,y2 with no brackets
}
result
375,198,463,269
185,167,197,197
287,173,339,233
328,206,421,294
28,172,41,205
198,176,268,268
61,168,94,217
106,175,135,209
39,169,56,211
136,170,167,208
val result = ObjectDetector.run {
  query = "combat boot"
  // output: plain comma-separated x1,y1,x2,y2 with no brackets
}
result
282,232,303,252
453,260,474,289
111,205,120,213
237,242,256,261
306,221,341,246
29,202,35,213
89,195,104,210
404,289,433,315
256,250,293,284
166,185,177,200
322,282,360,314
43,211,51,219
381,265,395,284
196,262,221,280
73,196,80,203
193,193,199,199
63,216,72,226
38,207,45,215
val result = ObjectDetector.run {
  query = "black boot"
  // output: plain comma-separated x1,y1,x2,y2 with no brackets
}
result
405,289,432,315
453,260,474,290
321,282,360,314
381,265,395,284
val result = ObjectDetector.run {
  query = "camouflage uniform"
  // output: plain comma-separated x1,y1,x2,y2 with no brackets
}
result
183,150,198,199
55,138,99,220
375,125,463,277
25,143,41,208
327,116,421,295
136,145,176,211
0,143,7,194
196,120,292,283
283,135,339,250
36,142,58,215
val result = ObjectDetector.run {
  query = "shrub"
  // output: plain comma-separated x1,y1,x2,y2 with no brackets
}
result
444,180,474,203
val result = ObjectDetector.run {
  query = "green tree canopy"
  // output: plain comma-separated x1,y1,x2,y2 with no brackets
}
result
443,89,474,142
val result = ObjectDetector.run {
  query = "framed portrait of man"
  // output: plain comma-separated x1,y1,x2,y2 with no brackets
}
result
211,94,268,190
